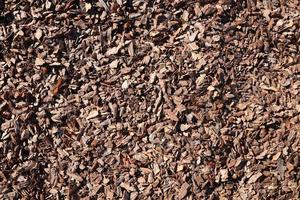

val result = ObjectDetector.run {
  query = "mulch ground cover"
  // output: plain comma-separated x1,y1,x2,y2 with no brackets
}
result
0,0,300,199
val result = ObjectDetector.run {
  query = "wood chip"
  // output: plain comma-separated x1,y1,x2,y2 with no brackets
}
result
87,110,99,120
248,172,262,184
178,183,190,200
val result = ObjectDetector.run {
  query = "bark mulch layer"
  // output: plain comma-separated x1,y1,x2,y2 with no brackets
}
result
0,0,300,199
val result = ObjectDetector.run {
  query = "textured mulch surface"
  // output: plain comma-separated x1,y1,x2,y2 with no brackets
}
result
0,0,300,199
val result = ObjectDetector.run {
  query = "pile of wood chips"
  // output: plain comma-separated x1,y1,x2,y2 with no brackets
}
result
0,0,300,199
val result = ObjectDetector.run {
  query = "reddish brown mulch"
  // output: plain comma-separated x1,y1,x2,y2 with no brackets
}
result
0,0,300,199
